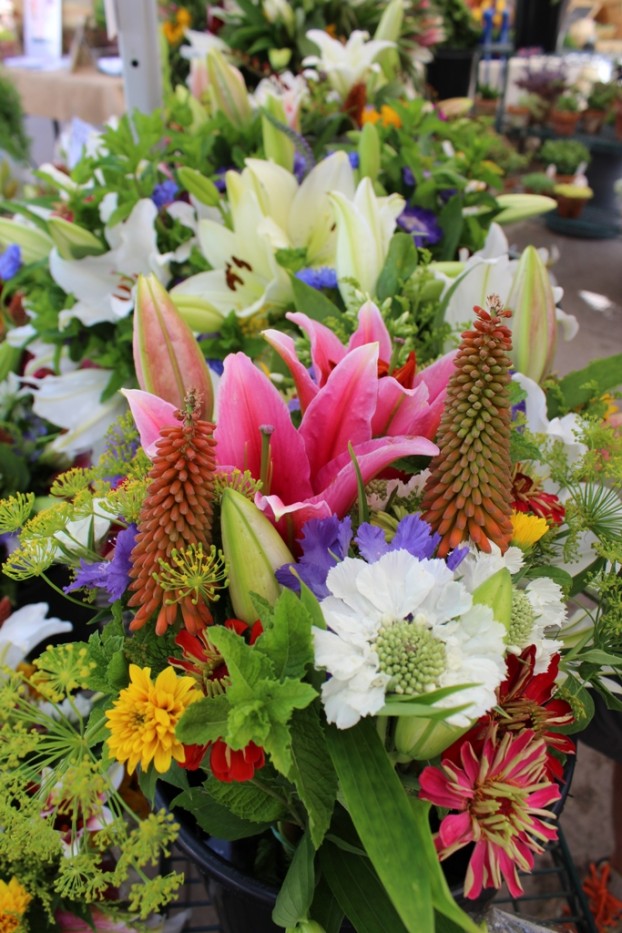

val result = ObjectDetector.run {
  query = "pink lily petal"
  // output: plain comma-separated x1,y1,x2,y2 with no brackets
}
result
255,491,334,549
286,311,347,387
261,327,318,413
300,343,379,479
121,388,178,459
373,379,431,437
348,300,392,362
215,353,314,504
412,350,458,435
315,434,438,493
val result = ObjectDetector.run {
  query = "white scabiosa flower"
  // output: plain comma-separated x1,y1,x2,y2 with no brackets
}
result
312,549,506,731
508,577,566,674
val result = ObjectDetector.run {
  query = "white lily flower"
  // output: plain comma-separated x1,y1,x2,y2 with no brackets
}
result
27,367,126,459
252,71,310,131
303,29,395,99
0,602,72,670
330,177,404,309
51,200,171,329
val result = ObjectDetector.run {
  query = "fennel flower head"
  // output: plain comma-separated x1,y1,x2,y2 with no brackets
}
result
312,549,507,730
105,665,200,774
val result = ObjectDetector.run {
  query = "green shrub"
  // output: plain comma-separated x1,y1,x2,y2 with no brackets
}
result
539,138,591,174
0,70,30,164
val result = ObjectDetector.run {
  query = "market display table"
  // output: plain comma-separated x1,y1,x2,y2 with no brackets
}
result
4,64,125,124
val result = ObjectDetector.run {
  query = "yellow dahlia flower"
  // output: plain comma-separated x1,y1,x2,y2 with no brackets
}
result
0,877,31,933
510,510,549,550
106,665,200,774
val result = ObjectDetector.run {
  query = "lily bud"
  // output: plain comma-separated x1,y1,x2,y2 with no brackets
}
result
373,0,403,80
220,488,294,623
268,47,293,71
0,219,52,263
133,274,214,420
505,245,557,383
394,716,470,761
261,95,295,172
206,50,252,128
177,167,222,207
472,567,513,630
170,293,226,333
358,122,380,184
47,217,106,260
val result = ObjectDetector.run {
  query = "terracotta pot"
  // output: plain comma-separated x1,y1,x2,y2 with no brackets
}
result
582,108,606,135
505,105,530,130
556,195,589,219
549,110,581,137
474,97,499,118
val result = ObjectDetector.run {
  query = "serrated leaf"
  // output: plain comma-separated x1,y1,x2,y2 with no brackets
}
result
208,624,274,693
255,588,315,680
272,830,315,927
171,785,271,839
289,706,337,849
510,431,543,463
176,695,231,745
207,776,286,823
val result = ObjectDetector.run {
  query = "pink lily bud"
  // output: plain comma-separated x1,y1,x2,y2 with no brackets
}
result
506,246,557,384
133,274,214,419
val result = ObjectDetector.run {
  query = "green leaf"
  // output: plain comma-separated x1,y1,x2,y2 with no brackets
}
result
437,196,464,262
510,430,543,463
272,831,315,927
289,706,338,849
547,354,622,418
291,275,342,322
376,233,419,302
523,565,573,592
256,588,315,680
172,785,274,839
318,840,409,933
309,874,345,933
207,776,286,824
209,623,274,692
326,719,480,933
176,695,231,745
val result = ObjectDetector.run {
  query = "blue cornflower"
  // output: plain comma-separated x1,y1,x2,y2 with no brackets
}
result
295,267,338,290
276,515,353,599
65,524,137,603
151,180,179,209
397,206,443,248
0,244,22,280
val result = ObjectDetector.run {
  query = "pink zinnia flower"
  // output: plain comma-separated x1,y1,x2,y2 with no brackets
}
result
418,726,561,899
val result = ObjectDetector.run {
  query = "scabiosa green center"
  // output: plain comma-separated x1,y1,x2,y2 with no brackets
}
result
508,590,536,648
375,618,447,695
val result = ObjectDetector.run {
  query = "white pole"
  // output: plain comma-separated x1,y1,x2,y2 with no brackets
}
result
104,0,163,115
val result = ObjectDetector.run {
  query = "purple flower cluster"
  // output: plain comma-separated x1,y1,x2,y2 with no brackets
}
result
65,524,137,603
295,267,338,290
151,180,179,209
397,206,443,248
0,244,22,280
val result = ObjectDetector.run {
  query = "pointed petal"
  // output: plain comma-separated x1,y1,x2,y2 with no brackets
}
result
121,388,178,458
261,327,318,412
285,311,346,386
315,434,439,493
214,353,314,503
348,300,392,362
299,343,378,479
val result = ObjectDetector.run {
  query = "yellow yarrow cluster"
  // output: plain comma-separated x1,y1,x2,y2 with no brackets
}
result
361,104,402,128
0,877,31,933
162,8,192,45
106,665,200,774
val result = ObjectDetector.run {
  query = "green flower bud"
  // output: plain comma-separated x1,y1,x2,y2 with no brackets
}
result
472,567,513,630
177,167,221,207
47,217,106,259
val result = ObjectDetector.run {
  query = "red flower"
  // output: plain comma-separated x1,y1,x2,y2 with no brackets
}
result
512,469,565,525
210,739,265,783
181,743,210,771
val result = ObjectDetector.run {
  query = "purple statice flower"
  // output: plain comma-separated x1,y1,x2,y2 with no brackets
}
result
402,166,415,187
397,206,443,248
356,513,441,563
348,152,360,169
65,524,137,603
152,180,179,209
0,244,22,280
276,515,353,599
295,267,338,290
293,151,308,183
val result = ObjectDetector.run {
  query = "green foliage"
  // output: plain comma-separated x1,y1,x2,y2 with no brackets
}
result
0,69,30,163
539,138,591,175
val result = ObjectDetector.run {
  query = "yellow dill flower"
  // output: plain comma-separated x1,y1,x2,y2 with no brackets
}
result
106,665,200,774
0,877,31,932
510,510,549,549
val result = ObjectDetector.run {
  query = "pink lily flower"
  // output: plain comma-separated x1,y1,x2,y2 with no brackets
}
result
214,344,439,546
262,300,457,439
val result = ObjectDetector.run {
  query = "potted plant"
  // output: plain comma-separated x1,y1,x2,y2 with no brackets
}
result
539,138,591,180
473,82,501,118
521,171,556,195
582,81,618,135
514,63,567,121
549,88,583,137
553,181,594,218
505,92,547,130
426,0,481,99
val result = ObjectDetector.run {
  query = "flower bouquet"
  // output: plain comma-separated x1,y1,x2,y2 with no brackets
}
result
2,260,622,932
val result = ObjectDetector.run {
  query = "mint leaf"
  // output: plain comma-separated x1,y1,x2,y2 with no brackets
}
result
172,786,272,839
289,706,337,849
176,695,231,745
208,624,274,691
207,777,286,823
255,588,315,680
